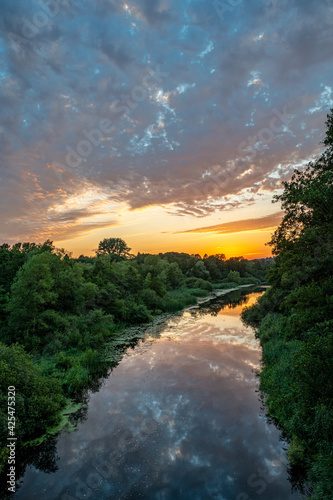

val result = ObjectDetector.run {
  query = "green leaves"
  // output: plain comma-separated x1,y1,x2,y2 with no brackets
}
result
96,237,131,258
242,109,333,497
270,109,333,255
0,343,65,445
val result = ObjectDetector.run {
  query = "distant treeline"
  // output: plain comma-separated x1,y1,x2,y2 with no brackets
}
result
242,110,333,499
0,237,272,470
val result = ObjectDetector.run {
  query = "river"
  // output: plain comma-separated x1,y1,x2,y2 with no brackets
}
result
14,288,301,500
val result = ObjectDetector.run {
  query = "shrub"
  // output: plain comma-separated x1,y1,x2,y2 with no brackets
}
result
0,342,65,469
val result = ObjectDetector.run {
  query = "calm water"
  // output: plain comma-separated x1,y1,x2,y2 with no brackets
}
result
14,289,300,500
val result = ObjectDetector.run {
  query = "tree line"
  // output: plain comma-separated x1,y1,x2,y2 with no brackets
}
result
242,109,333,499
0,236,271,472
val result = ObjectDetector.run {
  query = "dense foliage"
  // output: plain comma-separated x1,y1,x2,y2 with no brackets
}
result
0,343,65,446
242,110,333,499
0,236,271,467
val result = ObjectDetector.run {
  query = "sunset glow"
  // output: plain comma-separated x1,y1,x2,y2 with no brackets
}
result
1,1,332,257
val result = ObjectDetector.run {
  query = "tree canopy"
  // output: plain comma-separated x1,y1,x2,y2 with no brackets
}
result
96,237,132,259
0,232,272,476
242,109,333,498
270,110,333,255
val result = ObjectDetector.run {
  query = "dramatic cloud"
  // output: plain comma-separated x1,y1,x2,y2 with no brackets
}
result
176,211,284,235
0,0,332,243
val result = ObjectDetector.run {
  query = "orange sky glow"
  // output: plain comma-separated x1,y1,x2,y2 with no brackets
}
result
53,202,280,259
1,1,330,260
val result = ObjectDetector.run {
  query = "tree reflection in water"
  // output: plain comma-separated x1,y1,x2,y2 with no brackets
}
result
198,287,256,317
1,286,308,499
0,439,59,499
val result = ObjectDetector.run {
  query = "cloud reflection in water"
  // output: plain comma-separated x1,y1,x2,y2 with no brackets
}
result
15,291,299,500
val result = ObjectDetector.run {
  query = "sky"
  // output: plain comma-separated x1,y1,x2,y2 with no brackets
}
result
0,0,332,258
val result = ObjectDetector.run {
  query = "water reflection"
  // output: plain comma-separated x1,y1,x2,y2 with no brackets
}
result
12,289,301,499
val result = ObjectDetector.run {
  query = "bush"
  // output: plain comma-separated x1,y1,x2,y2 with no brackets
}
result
218,281,240,289
162,291,196,312
227,270,241,284
184,277,213,290
241,108,333,496
188,288,209,297
140,288,162,310
124,300,152,324
0,343,65,470
63,364,90,395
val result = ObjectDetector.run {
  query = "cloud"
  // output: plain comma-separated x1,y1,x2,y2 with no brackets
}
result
164,194,260,217
176,211,284,235
0,0,332,241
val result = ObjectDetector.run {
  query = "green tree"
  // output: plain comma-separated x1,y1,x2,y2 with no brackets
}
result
7,252,58,345
0,343,65,470
227,270,241,284
212,253,226,261
270,112,333,255
165,262,183,288
96,238,131,259
242,109,333,498
190,260,210,279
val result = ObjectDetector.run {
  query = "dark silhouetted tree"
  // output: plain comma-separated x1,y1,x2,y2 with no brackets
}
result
96,238,131,259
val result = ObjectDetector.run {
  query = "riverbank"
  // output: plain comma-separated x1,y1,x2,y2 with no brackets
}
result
242,282,333,498
0,280,264,479
6,287,298,500
193,283,257,306
104,283,260,348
